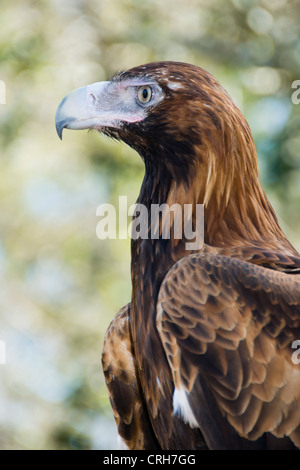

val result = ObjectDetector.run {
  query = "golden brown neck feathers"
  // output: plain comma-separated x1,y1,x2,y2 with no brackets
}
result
166,92,295,254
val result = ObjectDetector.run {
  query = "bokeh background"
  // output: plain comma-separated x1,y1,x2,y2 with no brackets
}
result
0,0,299,450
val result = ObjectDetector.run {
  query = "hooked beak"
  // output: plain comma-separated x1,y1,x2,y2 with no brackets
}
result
55,81,110,139
55,80,147,140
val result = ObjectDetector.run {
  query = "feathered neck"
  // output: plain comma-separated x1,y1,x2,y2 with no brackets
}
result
134,119,296,256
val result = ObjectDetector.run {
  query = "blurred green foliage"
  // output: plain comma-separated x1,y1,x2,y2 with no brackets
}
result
0,0,299,449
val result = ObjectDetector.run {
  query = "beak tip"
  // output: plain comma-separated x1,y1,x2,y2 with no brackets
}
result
56,124,63,140
55,95,69,140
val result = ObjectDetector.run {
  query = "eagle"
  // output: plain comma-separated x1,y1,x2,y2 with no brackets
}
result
55,61,300,450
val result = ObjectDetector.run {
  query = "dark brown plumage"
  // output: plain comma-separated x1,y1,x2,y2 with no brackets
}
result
55,61,300,450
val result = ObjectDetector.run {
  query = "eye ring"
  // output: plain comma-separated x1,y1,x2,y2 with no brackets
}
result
137,86,152,104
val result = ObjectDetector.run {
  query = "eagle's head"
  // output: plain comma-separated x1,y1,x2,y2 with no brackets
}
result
55,61,255,183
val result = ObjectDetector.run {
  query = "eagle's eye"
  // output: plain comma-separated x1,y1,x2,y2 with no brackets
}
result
137,86,152,104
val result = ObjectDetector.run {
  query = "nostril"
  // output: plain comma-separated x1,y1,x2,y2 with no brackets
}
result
89,92,96,104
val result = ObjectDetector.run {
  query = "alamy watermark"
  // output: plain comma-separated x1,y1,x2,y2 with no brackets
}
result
291,340,300,365
96,196,204,250
0,80,6,105
291,80,300,105
0,340,6,365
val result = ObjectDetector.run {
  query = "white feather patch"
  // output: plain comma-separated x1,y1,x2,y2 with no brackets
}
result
173,386,198,428
167,81,183,90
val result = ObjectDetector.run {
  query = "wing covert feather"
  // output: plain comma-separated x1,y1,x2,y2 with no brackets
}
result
157,253,300,447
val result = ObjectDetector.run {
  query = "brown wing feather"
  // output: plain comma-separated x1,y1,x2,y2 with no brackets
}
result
102,303,159,449
157,253,300,449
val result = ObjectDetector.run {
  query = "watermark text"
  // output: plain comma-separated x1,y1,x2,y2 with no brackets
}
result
0,340,6,365
291,80,300,105
96,196,204,250
0,80,6,105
